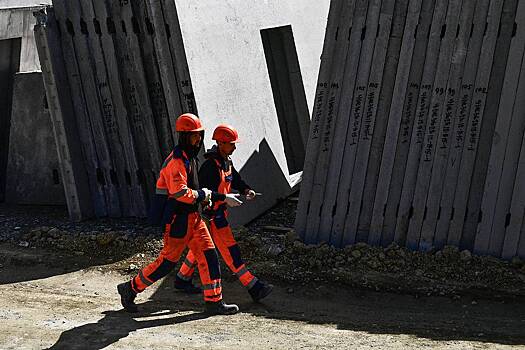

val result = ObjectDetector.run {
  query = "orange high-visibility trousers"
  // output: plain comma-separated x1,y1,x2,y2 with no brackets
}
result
132,212,222,302
177,220,257,289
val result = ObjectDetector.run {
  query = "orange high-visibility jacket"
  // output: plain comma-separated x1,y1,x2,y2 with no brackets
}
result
149,146,205,226
199,147,252,226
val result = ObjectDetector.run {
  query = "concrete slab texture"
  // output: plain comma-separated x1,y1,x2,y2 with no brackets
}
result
175,0,330,224
0,2,50,72
1,2,55,204
5,71,65,205
294,0,525,259
29,0,330,225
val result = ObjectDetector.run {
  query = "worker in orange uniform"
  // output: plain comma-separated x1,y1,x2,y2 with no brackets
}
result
117,114,242,315
173,124,273,302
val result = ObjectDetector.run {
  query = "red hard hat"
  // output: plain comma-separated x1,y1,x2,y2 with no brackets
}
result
212,124,239,143
175,113,204,132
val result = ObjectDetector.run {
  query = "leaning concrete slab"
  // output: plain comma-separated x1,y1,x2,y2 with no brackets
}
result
478,1,525,257
407,0,463,251
295,0,343,243
377,0,435,246
310,0,365,246
368,0,424,246
34,8,94,220
174,0,330,226
420,0,477,249
395,0,449,248
467,0,518,254
437,0,490,247
363,0,411,246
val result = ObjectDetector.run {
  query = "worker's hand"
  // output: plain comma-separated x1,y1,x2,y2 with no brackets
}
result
245,189,256,201
201,188,212,207
225,193,243,207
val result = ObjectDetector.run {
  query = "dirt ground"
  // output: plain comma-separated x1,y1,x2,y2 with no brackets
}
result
1,201,525,349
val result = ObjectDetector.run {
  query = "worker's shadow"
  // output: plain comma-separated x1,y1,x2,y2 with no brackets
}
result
45,301,209,350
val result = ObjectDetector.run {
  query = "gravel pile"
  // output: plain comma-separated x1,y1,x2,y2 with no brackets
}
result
237,227,525,298
1,201,524,299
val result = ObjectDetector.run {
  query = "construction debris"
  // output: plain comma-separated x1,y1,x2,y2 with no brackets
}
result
1,200,524,300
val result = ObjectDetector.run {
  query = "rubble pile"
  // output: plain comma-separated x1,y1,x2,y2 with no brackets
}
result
19,226,162,260
238,227,525,298
1,202,524,299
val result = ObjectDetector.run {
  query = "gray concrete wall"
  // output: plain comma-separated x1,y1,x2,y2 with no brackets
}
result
175,0,329,225
294,0,525,260
5,71,65,205
1,3,51,203
0,2,51,72
0,1,51,10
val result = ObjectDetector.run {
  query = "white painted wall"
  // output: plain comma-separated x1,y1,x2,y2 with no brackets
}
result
175,0,330,224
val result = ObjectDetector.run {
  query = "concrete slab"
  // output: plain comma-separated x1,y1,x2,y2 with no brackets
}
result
368,0,423,245
0,37,20,203
174,0,330,225
421,0,477,248
437,0,490,247
1,7,48,71
5,72,65,205
362,0,411,246
467,0,518,254
395,0,449,247
0,1,51,10
34,9,96,220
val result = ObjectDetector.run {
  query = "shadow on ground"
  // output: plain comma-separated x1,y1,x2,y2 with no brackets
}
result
2,204,524,348
44,271,525,349
216,278,525,346
0,203,158,285
46,305,209,350
0,242,148,284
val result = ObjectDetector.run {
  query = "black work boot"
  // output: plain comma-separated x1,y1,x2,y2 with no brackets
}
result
174,276,201,294
117,281,138,313
248,280,273,302
205,300,239,315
